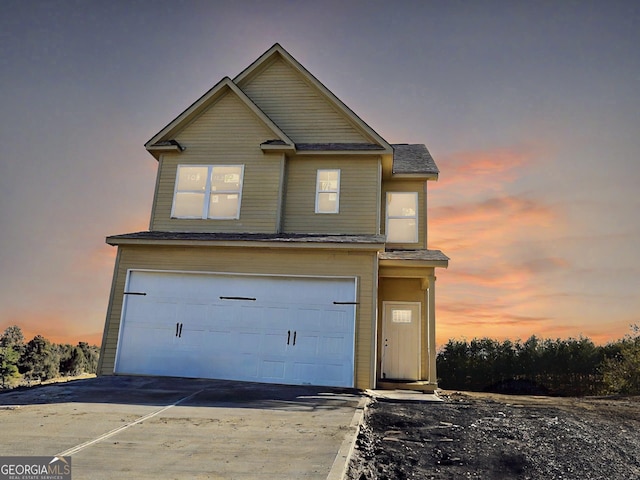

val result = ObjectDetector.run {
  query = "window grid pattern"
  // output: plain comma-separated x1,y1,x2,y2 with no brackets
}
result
315,169,341,214
172,165,244,219
386,192,418,243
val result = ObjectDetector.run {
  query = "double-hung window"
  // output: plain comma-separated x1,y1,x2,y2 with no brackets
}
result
172,165,244,219
315,169,340,214
386,192,418,243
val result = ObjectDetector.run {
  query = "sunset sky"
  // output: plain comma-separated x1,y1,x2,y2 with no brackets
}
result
1,1,638,347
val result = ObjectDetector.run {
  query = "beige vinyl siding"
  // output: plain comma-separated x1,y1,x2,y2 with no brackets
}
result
381,180,427,249
239,57,371,143
283,155,380,234
150,92,283,233
99,245,378,390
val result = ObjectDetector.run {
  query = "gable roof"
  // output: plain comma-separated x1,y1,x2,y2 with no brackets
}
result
145,77,294,158
391,144,439,179
234,44,393,154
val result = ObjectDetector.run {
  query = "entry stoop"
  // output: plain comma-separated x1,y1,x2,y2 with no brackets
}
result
377,380,438,393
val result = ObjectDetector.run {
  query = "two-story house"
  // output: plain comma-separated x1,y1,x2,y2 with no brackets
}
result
97,44,448,392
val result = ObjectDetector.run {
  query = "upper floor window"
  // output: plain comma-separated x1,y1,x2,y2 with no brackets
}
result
386,192,418,243
172,165,244,219
315,169,340,214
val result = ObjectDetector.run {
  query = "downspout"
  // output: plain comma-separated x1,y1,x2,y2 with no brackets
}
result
424,181,428,247
371,250,380,389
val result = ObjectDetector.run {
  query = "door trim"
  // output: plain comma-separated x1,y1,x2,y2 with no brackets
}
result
381,301,421,380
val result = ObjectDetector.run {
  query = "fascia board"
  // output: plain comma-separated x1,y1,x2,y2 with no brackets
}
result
379,258,449,269
390,173,440,181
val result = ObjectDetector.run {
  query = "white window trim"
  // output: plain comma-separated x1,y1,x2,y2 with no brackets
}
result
385,191,419,243
315,169,341,214
171,164,244,220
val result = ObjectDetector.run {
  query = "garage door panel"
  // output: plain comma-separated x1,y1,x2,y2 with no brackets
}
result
116,271,356,387
320,363,350,384
237,332,261,354
236,305,262,328
205,331,234,353
180,327,207,348
291,362,316,384
324,309,353,332
117,326,169,373
180,302,208,326
261,360,286,380
293,332,319,354
209,304,235,330
260,306,289,330
232,354,259,379
262,332,288,354
294,307,321,330
320,335,348,357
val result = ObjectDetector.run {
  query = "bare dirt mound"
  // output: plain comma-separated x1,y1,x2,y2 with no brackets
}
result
347,391,640,479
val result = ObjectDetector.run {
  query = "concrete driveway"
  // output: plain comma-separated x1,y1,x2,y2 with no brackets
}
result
0,376,363,479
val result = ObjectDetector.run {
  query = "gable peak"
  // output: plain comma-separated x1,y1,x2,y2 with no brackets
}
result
234,44,391,151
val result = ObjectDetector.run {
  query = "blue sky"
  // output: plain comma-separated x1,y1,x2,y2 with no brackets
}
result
1,0,638,345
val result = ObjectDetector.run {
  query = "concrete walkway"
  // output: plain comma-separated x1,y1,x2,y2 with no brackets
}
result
0,376,363,479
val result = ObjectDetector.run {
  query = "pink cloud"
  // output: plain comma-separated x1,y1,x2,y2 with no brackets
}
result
440,147,533,180
431,194,557,230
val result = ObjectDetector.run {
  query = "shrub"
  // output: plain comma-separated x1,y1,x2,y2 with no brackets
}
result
601,325,640,395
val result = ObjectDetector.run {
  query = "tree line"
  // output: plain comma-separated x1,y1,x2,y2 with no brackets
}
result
436,325,640,396
0,325,100,388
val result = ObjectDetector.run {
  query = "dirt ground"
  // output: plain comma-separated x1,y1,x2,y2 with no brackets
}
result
347,391,640,480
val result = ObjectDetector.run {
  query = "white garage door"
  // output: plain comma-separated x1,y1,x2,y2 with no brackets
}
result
115,270,356,387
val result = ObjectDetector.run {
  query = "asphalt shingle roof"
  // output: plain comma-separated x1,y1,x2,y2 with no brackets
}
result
107,231,386,244
296,143,385,151
379,249,450,262
391,144,439,175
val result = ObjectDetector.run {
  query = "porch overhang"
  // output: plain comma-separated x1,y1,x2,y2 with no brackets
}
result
379,250,448,289
379,249,449,270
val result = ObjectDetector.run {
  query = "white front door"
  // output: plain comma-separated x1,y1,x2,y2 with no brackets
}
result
115,270,356,387
382,302,420,380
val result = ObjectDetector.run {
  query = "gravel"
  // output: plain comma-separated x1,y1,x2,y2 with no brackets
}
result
347,391,640,480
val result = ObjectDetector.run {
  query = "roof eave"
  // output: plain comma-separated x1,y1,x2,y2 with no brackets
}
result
390,172,439,181
260,143,296,153
145,143,185,160
106,236,385,251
